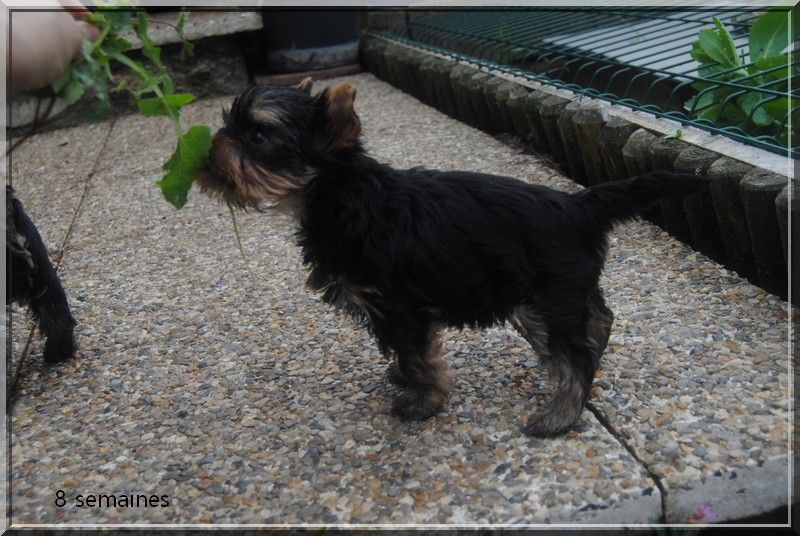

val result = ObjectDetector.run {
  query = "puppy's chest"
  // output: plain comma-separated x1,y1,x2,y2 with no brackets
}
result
306,269,382,318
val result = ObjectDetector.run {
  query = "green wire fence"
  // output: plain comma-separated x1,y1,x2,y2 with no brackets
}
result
371,8,797,158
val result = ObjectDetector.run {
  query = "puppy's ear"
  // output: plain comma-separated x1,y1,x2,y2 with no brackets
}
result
296,76,313,95
324,82,361,151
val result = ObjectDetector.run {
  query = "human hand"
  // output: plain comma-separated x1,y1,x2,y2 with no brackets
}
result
10,0,99,95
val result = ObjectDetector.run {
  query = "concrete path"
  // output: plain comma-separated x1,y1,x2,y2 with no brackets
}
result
8,73,789,526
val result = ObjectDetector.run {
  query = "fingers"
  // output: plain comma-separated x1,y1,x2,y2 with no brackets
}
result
76,20,99,42
59,0,92,19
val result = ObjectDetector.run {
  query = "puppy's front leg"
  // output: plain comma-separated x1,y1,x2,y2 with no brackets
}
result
386,322,452,421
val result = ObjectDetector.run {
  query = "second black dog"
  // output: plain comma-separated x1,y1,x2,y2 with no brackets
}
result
198,80,708,436
7,186,76,364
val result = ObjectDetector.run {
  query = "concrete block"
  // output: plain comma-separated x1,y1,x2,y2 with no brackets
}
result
557,101,588,184
741,169,789,297
650,136,693,244
522,90,551,153
598,116,638,181
539,95,571,168
706,157,757,282
573,102,608,185
675,146,726,263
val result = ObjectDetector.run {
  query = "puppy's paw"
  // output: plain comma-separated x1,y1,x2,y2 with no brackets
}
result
391,389,445,421
385,362,409,387
523,405,581,438
43,329,76,364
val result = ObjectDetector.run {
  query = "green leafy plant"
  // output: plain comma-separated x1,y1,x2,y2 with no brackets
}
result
666,128,684,140
49,6,208,209
14,5,248,258
685,10,794,149
496,25,513,66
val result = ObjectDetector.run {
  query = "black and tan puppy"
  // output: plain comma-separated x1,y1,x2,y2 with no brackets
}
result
7,186,76,363
198,79,707,437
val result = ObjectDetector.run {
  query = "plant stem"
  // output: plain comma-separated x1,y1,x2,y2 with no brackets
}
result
7,95,56,155
106,49,182,137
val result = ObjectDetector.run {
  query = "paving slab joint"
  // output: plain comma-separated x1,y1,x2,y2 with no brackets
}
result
586,402,667,523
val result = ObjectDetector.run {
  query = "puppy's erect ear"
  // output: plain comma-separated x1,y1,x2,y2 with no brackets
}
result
324,82,361,151
296,77,313,95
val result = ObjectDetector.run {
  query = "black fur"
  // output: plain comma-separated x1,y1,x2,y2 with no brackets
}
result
6,186,76,363
204,83,709,436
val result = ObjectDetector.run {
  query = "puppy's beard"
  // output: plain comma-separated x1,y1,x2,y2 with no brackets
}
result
198,133,316,210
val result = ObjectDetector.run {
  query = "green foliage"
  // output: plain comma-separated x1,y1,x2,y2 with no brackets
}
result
666,128,684,140
136,93,196,117
49,6,211,209
685,10,794,149
496,25,513,66
157,124,212,209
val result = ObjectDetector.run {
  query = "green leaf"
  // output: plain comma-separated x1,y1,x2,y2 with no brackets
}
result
697,27,738,67
175,12,195,57
85,12,106,27
684,89,716,113
105,35,133,53
712,17,739,65
159,74,175,96
136,12,164,72
762,97,796,121
718,102,747,123
104,8,133,33
136,93,195,117
157,124,212,209
754,54,789,80
690,41,713,64
698,103,722,122
51,68,72,94
737,93,774,127
749,10,789,63
63,79,86,104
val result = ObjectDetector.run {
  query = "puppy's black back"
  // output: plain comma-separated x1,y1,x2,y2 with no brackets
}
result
302,159,613,331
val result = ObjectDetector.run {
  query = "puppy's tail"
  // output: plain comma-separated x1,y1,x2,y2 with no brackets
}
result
575,171,709,230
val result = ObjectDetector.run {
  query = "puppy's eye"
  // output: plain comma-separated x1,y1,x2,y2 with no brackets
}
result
249,129,268,145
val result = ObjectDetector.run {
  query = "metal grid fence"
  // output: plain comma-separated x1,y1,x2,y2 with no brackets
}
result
372,8,797,158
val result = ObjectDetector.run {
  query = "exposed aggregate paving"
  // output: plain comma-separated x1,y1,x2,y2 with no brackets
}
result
9,74,788,525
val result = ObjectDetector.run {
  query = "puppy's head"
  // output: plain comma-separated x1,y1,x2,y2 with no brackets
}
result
197,78,361,209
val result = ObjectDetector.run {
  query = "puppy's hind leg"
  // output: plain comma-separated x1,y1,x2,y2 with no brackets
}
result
512,304,597,437
586,286,614,363
523,333,597,437
386,321,452,421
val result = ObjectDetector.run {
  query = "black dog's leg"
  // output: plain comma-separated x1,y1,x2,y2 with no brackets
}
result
7,190,76,364
586,286,614,363
383,319,452,420
385,360,409,388
512,301,598,437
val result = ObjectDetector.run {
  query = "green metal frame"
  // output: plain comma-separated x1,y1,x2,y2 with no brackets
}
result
372,8,796,158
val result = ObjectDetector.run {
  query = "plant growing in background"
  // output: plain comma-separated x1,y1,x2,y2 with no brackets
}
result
685,10,794,149
496,25,513,66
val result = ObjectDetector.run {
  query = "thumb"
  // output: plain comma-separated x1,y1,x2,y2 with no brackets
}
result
76,20,99,42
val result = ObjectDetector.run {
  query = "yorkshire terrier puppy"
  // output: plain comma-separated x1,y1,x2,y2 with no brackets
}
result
198,79,708,437
7,186,77,363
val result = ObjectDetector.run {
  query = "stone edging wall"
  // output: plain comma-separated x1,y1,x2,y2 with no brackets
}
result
360,35,796,302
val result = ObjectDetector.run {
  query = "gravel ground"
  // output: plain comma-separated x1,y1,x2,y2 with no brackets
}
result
9,73,789,525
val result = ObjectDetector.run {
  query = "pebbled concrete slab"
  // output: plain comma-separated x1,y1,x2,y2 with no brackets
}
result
8,73,789,526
